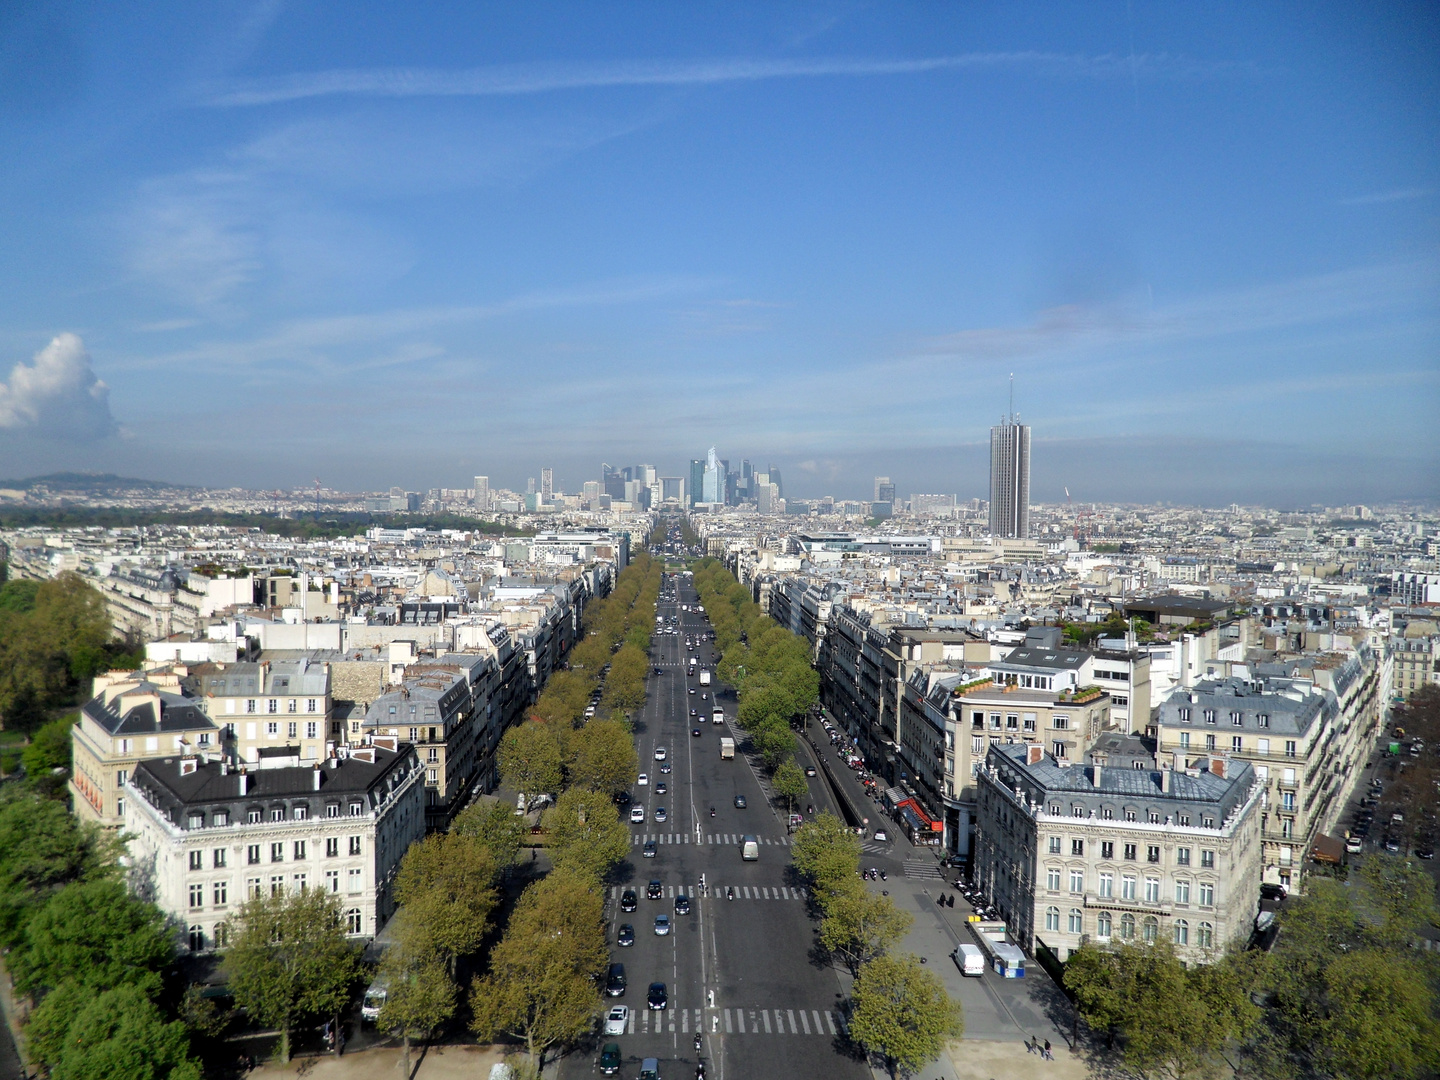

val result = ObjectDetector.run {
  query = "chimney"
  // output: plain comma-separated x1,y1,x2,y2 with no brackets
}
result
1160,764,1171,793
1027,743,1044,766
239,768,249,796
1210,756,1226,779
1090,764,1102,788
1172,751,1183,773
220,758,229,776
312,763,322,790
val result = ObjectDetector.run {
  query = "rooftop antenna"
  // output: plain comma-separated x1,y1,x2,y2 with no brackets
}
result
1009,373,1014,423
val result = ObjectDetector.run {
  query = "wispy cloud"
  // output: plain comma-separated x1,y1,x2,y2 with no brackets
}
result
1338,187,1435,206
203,51,1253,107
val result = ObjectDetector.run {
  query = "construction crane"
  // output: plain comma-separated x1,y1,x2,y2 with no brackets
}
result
314,478,322,514
1066,486,1092,548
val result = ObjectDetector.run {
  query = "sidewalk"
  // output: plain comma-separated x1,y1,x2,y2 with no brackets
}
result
943,1038,1090,1080
247,1042,513,1079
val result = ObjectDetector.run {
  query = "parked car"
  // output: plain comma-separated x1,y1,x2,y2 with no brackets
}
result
1259,882,1288,901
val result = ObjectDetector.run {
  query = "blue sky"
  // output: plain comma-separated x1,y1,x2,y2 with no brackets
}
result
0,2,1436,506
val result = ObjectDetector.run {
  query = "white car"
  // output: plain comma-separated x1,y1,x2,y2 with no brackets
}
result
654,748,668,762
604,1006,629,1035
638,773,648,786
630,805,646,824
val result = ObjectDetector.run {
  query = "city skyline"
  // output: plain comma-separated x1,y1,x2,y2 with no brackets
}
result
0,5,1436,504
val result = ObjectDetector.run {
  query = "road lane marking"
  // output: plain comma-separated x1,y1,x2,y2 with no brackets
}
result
788,1009,798,1034
800,1010,811,1034
812,1010,823,1034
724,1009,732,1033
762,1010,772,1033
825,1011,837,1034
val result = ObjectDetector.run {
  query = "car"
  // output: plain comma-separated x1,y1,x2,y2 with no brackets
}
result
647,879,662,899
660,761,671,774
647,983,668,1010
630,805,646,824
620,889,638,912
805,766,817,777
873,830,888,842
690,709,698,717
617,923,635,946
1416,848,1435,860
692,727,702,737
654,748,668,762
654,806,668,823
689,688,696,695
653,667,663,675
733,794,747,809
605,962,627,997
701,692,708,700
1385,838,1401,853
643,841,657,859
604,1006,629,1035
1345,837,1363,854
654,914,671,935
614,790,631,806
655,781,667,795
600,1041,622,1075
674,894,690,915
1391,812,1405,825
638,773,648,786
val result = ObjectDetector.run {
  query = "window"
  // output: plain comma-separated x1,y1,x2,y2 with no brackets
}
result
1230,735,1243,752
116,798,125,816
1069,870,1085,894
972,736,984,754
188,812,204,829
247,844,260,865
350,802,364,816
971,711,984,728
1175,880,1191,904
1147,845,1161,863
1072,805,1084,818
287,721,297,738
410,726,420,741
1124,843,1137,861
1205,734,1216,751
270,809,285,822
1201,850,1215,869
1099,872,1113,898
1048,836,1061,854
326,870,340,893
288,698,297,713
1144,877,1161,903
427,769,438,785
1120,913,1135,940
189,850,204,871
1102,807,1113,820
1072,839,1085,856
1203,709,1215,725
188,925,205,952
292,873,307,891
346,909,363,935
1174,919,1189,946
306,721,318,740
1052,741,1068,759
326,837,339,858
266,722,278,736
293,840,306,860
1006,714,1018,730
1148,812,1161,824
1285,740,1297,758
1257,713,1269,728
1096,911,1112,939
268,699,278,714
1197,922,1214,949
293,805,308,820
1142,916,1159,943
116,768,128,788
271,842,284,863
1121,875,1137,900
1178,707,1190,723
1047,867,1061,890
248,809,262,824
1199,882,1214,906
1050,804,1061,816
247,877,262,899
1068,908,1084,934
213,880,228,906
326,804,340,819
1202,815,1215,828
213,810,229,827
1101,841,1114,860
1281,792,1296,812
1045,906,1061,932
189,883,204,908
348,868,363,894
1180,731,1190,749
213,848,227,869
1176,847,1190,866
1023,713,1037,732
1053,715,1070,731
1281,816,1294,837
1231,711,1243,726
214,922,229,948
1125,809,1137,822
246,699,256,713
349,836,362,856
308,698,318,713
118,739,132,755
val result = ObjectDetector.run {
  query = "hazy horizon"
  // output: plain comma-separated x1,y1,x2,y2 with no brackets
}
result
1,4,1436,505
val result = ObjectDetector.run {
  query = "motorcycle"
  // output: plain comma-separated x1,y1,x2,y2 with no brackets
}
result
710,807,716,818
695,1033,703,1053
727,887,734,900
879,870,887,881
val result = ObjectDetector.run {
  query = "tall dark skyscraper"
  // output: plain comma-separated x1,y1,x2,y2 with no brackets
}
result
689,459,705,508
989,392,1030,538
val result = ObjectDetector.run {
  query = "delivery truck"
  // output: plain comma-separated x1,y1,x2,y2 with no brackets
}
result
699,670,711,687
719,737,735,760
712,707,725,724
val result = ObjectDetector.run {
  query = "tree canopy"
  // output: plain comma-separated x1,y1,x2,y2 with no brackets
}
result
848,953,962,1079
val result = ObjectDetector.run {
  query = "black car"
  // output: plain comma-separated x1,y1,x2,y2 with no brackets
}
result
1416,847,1435,860
647,982,668,1010
1259,883,1288,902
620,889,638,912
733,794,747,809
692,728,702,737
605,962,626,997
647,879,662,899
690,708,698,717
805,765,816,776
617,923,635,946
643,841,657,859
675,894,690,915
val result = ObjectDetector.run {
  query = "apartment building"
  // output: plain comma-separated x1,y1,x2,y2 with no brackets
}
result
124,740,425,952
1392,618,1439,698
70,669,220,827
192,658,334,762
973,737,1262,963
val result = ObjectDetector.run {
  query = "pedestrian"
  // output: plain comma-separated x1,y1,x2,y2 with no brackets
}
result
1044,1039,1052,1060
1026,1036,1036,1054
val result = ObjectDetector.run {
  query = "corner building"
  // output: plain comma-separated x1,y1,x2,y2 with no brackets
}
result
973,736,1261,963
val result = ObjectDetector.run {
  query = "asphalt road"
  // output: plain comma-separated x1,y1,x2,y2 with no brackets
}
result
559,572,870,1080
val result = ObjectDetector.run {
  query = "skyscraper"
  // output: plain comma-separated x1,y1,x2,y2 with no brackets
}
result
689,459,705,508
989,403,1031,539
473,475,490,511
874,476,895,503
540,468,554,501
702,447,723,504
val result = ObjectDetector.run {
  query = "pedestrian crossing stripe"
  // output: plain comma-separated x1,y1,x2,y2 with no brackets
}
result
630,833,792,847
635,1007,839,1036
608,885,806,900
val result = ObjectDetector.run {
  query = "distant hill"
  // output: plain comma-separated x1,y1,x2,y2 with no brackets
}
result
0,472,194,493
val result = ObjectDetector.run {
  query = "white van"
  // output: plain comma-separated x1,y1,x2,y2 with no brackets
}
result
953,943,985,977
741,835,760,861
362,980,389,1023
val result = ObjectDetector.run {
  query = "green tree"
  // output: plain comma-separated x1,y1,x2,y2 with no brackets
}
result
13,879,172,997
818,886,913,974
565,718,639,796
469,869,607,1070
848,953,962,1079
542,786,630,883
224,889,361,1063
378,912,457,1079
452,798,527,875
1063,942,1129,1047
22,713,76,798
1314,950,1438,1080
499,721,564,807
0,789,118,948
45,982,202,1080
771,758,808,814
392,832,498,971
792,812,862,898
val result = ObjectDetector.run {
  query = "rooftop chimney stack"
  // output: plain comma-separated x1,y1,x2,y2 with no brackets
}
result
1027,743,1044,766
1210,756,1226,779
239,768,249,796
312,764,322,790
1090,764,1102,788
1160,763,1171,793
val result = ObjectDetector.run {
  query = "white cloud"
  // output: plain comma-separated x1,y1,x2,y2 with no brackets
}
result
0,333,121,441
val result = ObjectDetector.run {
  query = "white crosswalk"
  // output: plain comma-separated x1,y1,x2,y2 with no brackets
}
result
609,884,806,901
903,859,944,880
630,833,792,847
632,1006,841,1036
